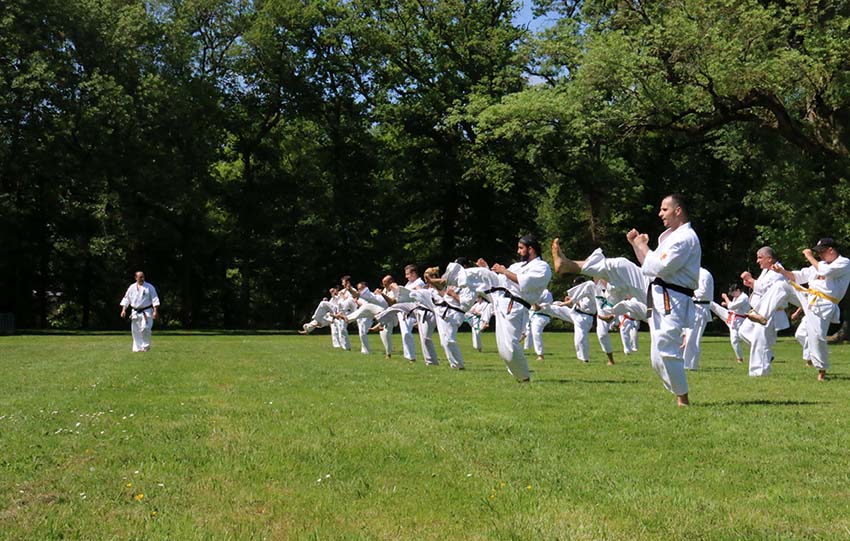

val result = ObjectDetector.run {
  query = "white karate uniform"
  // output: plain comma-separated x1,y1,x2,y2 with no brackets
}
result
641,223,701,396
398,277,425,361
710,292,751,359
524,289,553,356
568,281,598,362
120,281,161,352
683,268,714,370
774,256,850,370
433,287,474,369
466,298,492,351
593,282,614,355
738,267,788,376
478,258,552,381
353,288,380,354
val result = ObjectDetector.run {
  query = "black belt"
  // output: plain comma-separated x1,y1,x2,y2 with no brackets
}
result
693,300,710,305
131,304,153,312
646,278,695,316
485,287,531,311
434,300,465,318
574,308,595,317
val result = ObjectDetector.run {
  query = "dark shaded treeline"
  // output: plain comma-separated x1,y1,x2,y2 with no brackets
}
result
2,0,849,330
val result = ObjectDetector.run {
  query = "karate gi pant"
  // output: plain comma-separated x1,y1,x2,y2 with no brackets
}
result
739,319,776,376
795,315,810,362
470,316,484,351
492,295,532,381
581,249,649,302
398,313,417,361
570,312,594,362
130,312,154,352
303,301,334,333
710,302,746,359
683,303,710,370
759,281,833,370
379,319,395,357
436,313,464,369
619,317,639,354
332,318,350,350
648,286,691,396
356,317,371,354
415,310,439,365
524,314,550,356
596,318,614,354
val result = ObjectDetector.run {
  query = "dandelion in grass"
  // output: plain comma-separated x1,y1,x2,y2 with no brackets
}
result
134,493,145,501
126,483,133,488
150,511,158,518
526,485,532,490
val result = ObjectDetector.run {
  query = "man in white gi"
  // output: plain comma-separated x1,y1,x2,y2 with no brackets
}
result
682,267,714,370
765,238,850,380
709,283,751,364
345,278,377,355
737,247,789,377
626,194,701,406
524,288,553,361
398,265,425,362
475,235,552,382
425,265,474,369
299,297,335,334
120,271,161,352
330,286,354,351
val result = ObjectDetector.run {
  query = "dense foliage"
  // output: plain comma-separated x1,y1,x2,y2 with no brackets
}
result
2,0,849,329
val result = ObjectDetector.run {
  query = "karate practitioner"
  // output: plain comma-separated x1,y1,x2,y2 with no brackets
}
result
475,235,552,382
626,194,701,407
465,297,492,352
764,238,850,380
120,271,161,352
426,264,475,369
399,265,425,362
524,289,553,361
737,247,789,377
709,283,751,364
330,286,354,351
593,278,617,364
345,279,378,355
299,297,335,334
682,267,714,370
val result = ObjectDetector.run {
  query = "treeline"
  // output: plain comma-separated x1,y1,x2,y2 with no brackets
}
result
2,0,849,330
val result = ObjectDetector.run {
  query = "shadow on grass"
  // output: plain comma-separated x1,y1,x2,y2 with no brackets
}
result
703,399,825,407
534,379,640,385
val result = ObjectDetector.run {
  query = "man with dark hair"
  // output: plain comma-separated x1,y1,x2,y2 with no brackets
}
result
475,235,552,381
627,194,701,406
120,271,160,352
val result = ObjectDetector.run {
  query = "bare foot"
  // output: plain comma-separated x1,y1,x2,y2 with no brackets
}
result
536,355,544,361
818,370,826,381
551,237,582,275
677,394,690,407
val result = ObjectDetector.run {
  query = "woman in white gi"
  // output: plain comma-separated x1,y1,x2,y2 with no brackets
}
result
120,271,161,352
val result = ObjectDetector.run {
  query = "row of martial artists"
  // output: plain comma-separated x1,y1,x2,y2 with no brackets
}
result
299,266,498,367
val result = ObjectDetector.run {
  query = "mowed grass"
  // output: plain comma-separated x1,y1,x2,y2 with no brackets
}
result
1,331,850,540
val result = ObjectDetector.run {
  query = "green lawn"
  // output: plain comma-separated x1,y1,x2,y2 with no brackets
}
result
1,331,849,540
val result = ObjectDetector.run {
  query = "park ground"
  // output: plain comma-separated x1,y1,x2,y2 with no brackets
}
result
1,331,849,540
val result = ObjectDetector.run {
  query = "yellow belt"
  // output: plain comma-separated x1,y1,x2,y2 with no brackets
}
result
789,281,840,304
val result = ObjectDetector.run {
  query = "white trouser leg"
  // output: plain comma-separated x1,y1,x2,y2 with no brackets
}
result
596,319,613,353
380,321,395,356
357,318,371,354
530,315,549,356
807,313,831,370
572,313,593,361
741,319,776,376
683,305,710,370
398,313,416,360
471,321,482,351
650,311,688,395
730,327,744,359
581,249,650,303
437,317,464,369
795,315,809,361
493,298,531,380
416,311,438,365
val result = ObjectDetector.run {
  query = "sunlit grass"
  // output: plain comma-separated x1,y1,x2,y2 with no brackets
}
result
2,331,849,539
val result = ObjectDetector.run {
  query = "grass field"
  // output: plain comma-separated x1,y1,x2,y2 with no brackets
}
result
2,330,850,540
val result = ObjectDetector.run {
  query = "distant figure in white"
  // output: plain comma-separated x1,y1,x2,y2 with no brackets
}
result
120,271,160,352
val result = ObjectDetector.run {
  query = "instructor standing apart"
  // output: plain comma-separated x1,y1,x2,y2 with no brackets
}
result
120,271,161,352
627,194,701,406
